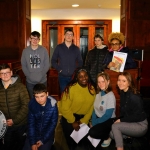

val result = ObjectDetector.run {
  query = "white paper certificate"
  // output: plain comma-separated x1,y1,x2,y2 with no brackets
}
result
88,136,101,147
70,123,90,143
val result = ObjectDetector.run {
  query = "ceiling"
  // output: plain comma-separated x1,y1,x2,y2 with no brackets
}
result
31,0,120,10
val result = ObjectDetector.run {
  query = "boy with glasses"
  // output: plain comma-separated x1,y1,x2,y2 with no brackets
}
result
0,63,29,150
51,28,83,93
21,31,50,99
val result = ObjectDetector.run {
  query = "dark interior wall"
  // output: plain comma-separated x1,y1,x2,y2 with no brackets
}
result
120,0,150,60
0,0,31,60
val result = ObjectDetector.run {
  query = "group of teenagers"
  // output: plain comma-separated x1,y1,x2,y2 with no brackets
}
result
0,29,148,150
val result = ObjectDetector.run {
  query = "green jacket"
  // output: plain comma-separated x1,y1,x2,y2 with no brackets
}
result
0,75,29,127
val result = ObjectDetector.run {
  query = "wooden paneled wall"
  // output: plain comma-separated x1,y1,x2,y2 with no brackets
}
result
0,0,31,60
120,0,150,60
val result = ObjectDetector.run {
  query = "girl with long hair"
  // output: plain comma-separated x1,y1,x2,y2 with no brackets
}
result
88,72,116,148
60,67,95,150
110,71,148,150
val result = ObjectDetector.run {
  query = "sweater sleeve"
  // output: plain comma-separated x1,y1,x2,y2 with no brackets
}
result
92,108,114,126
51,45,61,72
21,50,29,76
41,49,50,76
84,51,91,70
41,102,58,144
80,103,94,124
124,54,137,69
28,107,36,146
76,48,83,67
103,52,113,68
60,93,76,123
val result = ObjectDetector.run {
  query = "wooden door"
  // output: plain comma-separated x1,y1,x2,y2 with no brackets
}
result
42,20,112,98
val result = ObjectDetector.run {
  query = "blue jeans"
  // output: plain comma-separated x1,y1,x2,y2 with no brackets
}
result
58,75,71,93
22,138,53,150
26,81,47,99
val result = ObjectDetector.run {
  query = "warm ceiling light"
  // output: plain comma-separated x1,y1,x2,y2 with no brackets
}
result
72,4,79,7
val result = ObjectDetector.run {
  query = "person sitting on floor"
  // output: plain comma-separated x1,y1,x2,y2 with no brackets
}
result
88,72,116,148
103,32,136,70
110,71,148,150
60,67,96,150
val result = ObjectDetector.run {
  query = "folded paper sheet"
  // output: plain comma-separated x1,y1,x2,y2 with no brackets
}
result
88,136,101,147
70,123,90,143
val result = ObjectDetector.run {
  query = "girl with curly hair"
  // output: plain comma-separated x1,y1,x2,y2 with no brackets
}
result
103,32,136,70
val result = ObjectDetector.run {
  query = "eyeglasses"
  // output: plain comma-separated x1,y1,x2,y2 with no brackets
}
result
30,37,40,41
65,33,73,37
111,43,120,46
0,72,11,76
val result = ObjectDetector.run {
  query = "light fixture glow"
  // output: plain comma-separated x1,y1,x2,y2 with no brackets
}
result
72,4,79,7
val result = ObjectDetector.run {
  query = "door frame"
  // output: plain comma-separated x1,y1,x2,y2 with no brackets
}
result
42,20,112,55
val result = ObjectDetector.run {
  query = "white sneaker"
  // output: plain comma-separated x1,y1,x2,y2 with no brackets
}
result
101,138,112,147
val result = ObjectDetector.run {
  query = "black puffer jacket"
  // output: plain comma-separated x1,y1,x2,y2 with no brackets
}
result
85,46,108,84
0,75,29,127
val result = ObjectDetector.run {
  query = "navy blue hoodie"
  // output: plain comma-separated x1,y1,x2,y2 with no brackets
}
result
51,42,83,77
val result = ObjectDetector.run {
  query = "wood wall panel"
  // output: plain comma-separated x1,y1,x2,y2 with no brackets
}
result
130,1,150,20
0,1,19,19
19,0,31,58
0,0,31,61
0,48,19,60
26,0,31,17
120,0,150,60
120,17,125,37
0,0,19,59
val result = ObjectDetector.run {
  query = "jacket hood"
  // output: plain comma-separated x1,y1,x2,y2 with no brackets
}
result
0,75,22,88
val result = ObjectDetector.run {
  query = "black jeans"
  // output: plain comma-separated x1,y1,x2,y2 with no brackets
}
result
89,118,114,140
0,125,27,150
61,115,90,150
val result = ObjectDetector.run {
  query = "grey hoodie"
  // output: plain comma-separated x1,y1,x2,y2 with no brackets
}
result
21,45,50,84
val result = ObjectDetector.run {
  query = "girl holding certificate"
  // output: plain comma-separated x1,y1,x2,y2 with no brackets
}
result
103,32,136,70
60,67,95,150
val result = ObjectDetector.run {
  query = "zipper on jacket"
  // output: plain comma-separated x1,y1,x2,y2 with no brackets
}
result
5,89,11,118
39,111,44,136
